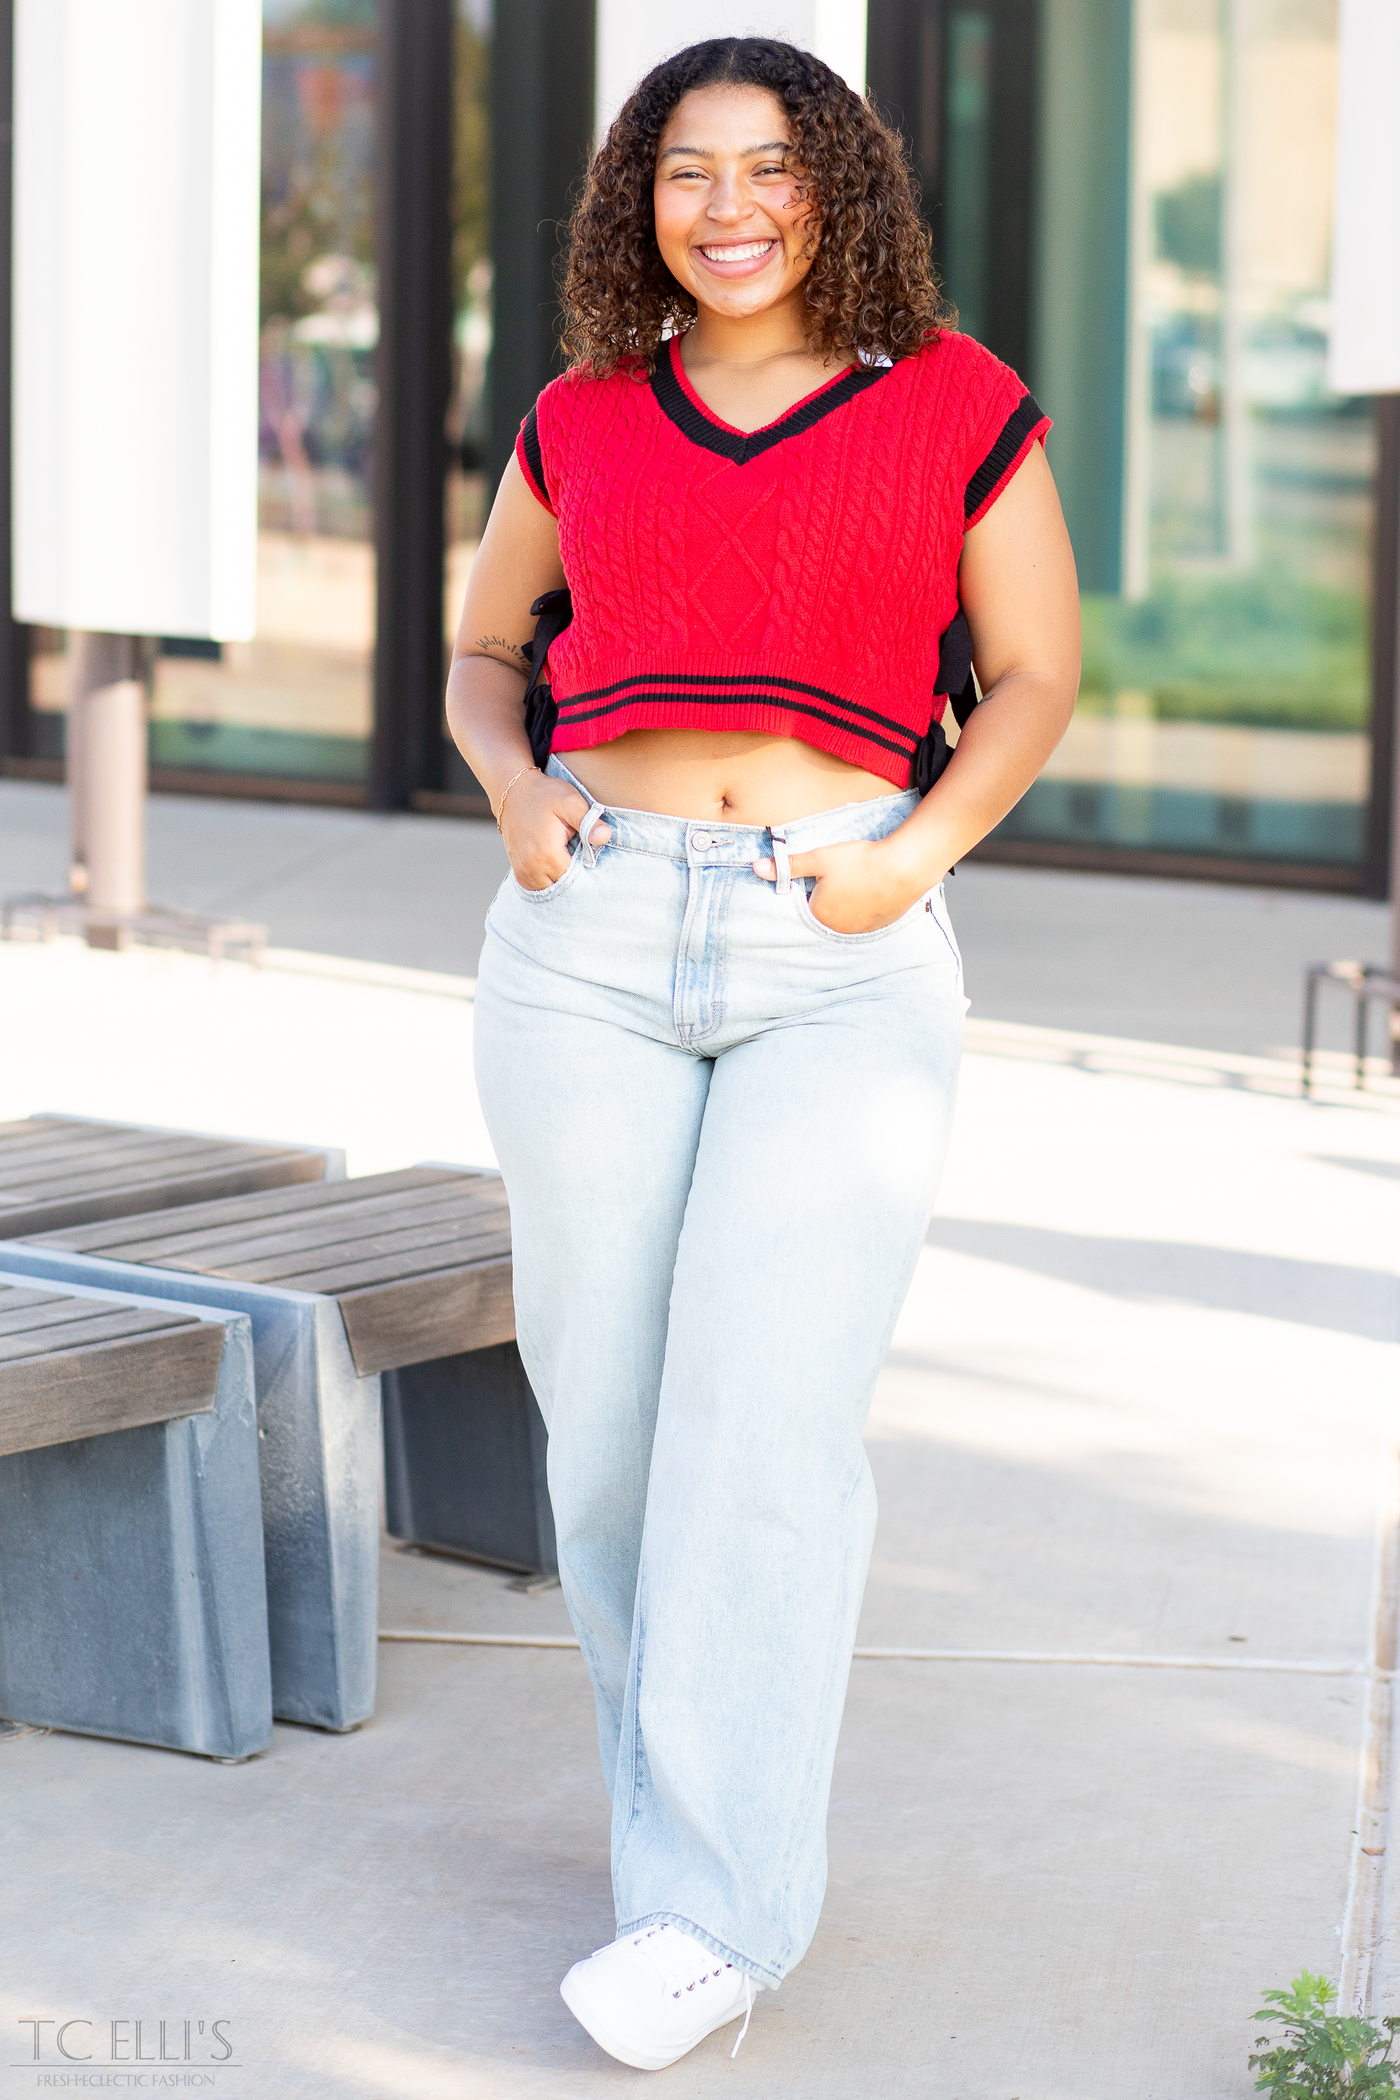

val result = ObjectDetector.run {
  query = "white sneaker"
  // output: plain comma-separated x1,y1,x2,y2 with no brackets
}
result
560,1922,757,2070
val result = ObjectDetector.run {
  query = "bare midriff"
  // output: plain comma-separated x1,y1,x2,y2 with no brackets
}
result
558,727,898,824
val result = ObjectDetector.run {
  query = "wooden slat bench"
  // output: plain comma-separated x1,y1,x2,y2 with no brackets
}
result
0,1277,224,1454
0,1115,344,1238
0,1271,270,1759
2,1165,550,1730
30,1165,518,1372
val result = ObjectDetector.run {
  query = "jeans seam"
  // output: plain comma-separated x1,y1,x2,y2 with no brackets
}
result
614,1548,648,1861
768,1454,867,1970
684,866,734,1048
714,870,732,1038
673,862,706,1048
927,897,963,980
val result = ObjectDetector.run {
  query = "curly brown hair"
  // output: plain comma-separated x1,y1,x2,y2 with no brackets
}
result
560,38,950,377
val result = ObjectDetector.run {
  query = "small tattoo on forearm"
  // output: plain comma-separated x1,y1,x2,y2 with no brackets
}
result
476,634,531,668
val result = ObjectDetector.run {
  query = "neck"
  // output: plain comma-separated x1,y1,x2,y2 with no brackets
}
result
683,291,814,370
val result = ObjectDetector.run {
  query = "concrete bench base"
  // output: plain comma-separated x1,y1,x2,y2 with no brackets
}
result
0,1273,270,1759
383,1343,556,1578
0,1245,378,1733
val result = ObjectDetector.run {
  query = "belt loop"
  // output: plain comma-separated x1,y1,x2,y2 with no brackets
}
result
576,798,607,870
770,824,791,895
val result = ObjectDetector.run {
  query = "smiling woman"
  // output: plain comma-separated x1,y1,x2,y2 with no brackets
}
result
561,41,943,382
443,35,1080,2073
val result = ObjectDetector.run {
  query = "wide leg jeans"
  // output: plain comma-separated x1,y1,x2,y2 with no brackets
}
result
474,758,966,1988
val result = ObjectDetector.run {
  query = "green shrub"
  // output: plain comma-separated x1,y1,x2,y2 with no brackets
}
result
1251,1973,1400,2095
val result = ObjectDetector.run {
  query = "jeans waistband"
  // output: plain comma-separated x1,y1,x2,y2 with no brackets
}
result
545,755,918,862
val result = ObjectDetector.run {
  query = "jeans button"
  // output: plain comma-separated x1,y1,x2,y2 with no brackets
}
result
692,831,712,850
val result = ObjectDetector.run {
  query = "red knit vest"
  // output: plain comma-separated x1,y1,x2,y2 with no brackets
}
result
515,330,1049,790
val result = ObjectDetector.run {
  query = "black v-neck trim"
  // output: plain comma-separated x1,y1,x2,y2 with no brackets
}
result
650,340,891,464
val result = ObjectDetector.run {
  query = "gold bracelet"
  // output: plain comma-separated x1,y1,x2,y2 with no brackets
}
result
494,765,537,831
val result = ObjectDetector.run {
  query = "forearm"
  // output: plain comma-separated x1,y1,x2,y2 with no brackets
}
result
444,653,534,812
885,670,1076,888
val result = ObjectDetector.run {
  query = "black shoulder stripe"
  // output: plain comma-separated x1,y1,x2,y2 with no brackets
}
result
520,406,549,505
965,394,1045,521
651,349,890,465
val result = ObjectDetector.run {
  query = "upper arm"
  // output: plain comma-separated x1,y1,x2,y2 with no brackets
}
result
451,451,567,673
958,441,1081,697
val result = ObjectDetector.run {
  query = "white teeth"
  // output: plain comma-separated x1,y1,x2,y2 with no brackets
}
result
699,241,774,263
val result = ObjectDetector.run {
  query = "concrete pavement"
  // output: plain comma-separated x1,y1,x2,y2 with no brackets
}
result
1,776,1398,2095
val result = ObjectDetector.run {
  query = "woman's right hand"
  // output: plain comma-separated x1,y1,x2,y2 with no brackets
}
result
501,769,611,890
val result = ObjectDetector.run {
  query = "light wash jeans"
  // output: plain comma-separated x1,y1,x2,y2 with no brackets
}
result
474,756,967,1988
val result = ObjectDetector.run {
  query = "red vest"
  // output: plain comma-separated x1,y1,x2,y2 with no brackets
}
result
516,330,1048,790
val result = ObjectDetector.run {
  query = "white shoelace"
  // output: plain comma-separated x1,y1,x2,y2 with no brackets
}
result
731,1974,755,2057
631,1927,757,2058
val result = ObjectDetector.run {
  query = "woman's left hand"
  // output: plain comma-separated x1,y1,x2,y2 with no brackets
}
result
753,836,943,934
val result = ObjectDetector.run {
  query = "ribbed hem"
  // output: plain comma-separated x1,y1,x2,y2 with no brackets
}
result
552,699,915,791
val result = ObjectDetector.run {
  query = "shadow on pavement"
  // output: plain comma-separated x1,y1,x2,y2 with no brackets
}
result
925,1216,1400,1341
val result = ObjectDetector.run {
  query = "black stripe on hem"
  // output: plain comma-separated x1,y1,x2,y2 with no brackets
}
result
650,345,891,465
557,669,914,744
964,394,1045,520
520,406,549,506
554,690,917,762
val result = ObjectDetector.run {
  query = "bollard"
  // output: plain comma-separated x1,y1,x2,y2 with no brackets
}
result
67,632,148,936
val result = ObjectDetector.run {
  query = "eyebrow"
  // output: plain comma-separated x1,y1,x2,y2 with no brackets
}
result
658,140,790,162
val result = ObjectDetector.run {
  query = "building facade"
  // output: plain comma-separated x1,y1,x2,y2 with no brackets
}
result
1,0,1394,896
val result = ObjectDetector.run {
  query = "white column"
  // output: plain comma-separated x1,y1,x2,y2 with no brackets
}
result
1118,0,1154,602
596,2,867,138
1329,0,1400,396
1218,0,1254,570
12,0,262,641
12,0,262,928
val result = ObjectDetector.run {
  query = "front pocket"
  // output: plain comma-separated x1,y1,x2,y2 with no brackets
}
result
509,840,587,903
793,881,908,946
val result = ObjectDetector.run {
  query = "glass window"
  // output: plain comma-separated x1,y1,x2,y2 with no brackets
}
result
162,0,379,787
26,0,381,789
1003,0,1373,873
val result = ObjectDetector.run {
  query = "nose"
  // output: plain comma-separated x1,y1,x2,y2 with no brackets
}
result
706,171,752,224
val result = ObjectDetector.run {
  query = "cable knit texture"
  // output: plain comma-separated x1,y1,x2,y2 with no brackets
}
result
514,330,1049,789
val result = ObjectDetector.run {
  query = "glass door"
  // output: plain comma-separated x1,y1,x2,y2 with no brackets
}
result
1004,0,1374,875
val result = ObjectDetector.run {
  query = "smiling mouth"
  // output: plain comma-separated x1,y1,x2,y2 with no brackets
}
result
696,240,777,265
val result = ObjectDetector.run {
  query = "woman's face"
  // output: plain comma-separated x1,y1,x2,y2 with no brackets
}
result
653,85,816,323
